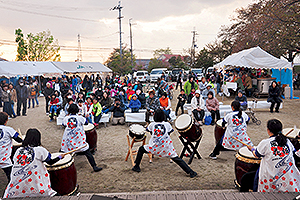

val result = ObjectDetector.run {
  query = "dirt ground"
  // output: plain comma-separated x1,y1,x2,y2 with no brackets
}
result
1,87,300,196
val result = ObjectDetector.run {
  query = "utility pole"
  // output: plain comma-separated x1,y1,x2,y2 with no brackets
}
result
129,18,136,67
191,28,198,68
76,34,82,62
111,1,123,67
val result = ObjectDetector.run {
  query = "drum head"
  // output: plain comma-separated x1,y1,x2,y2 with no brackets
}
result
45,153,73,167
175,114,192,130
283,128,300,138
238,146,256,159
84,123,95,131
216,119,227,128
129,124,145,135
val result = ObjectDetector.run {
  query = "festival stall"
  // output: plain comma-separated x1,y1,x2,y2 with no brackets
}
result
214,46,293,98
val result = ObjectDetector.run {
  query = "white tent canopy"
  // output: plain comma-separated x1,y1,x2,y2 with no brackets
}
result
214,46,292,70
52,62,112,73
0,61,63,77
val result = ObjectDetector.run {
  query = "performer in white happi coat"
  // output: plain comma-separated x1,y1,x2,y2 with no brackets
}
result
61,104,102,172
209,101,253,159
3,129,64,198
132,109,197,178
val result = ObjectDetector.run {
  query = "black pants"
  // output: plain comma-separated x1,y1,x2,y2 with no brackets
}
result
17,99,27,115
176,81,182,90
240,171,256,192
210,110,220,123
83,150,97,168
192,109,205,122
2,166,12,182
175,102,185,115
134,146,192,174
245,88,253,97
145,110,153,123
212,137,223,156
45,97,51,113
270,100,281,112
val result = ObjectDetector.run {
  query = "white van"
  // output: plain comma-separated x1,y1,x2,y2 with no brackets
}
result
150,68,167,82
135,71,149,82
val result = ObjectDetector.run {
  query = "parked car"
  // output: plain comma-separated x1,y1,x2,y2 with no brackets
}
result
135,71,149,82
150,68,167,82
170,68,183,82
191,68,204,80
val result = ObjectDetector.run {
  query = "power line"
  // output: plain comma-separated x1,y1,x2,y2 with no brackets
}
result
0,5,100,22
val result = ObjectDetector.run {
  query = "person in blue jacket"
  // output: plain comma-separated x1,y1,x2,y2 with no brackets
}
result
129,94,141,113
72,75,78,94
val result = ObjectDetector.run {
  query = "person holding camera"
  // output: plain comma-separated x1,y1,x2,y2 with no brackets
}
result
109,98,126,125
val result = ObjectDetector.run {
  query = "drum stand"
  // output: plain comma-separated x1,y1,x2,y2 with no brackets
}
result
125,135,153,166
179,136,202,165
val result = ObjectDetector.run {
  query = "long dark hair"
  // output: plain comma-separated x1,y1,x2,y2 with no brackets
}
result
154,109,166,122
231,100,242,119
267,119,286,147
22,128,42,147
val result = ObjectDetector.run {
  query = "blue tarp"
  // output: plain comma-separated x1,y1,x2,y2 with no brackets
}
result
271,68,293,99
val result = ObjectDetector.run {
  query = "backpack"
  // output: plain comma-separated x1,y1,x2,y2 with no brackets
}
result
30,86,36,96
204,115,212,125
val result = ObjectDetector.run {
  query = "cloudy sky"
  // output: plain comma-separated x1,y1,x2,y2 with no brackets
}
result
0,0,255,63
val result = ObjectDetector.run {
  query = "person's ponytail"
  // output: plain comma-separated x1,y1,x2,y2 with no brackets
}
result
267,119,286,147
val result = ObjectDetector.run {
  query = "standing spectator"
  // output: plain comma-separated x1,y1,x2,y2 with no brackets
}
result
109,98,126,125
105,75,111,87
244,73,253,97
60,80,70,98
33,79,39,107
191,90,205,125
216,72,223,95
28,81,37,109
72,75,78,94
206,91,220,125
267,81,282,113
15,80,28,116
2,84,12,117
184,76,198,96
43,82,54,114
198,77,207,94
175,89,187,116
9,84,17,118
176,71,183,90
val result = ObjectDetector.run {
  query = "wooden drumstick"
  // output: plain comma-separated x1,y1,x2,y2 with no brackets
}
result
17,128,24,139
284,129,294,137
232,136,252,149
63,144,88,156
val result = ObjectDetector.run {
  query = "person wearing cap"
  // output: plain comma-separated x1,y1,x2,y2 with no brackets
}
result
159,92,171,120
198,77,207,94
109,98,126,125
129,94,141,113
202,83,215,100
235,90,247,111
191,90,205,125
15,79,29,116
145,90,160,123
184,76,198,96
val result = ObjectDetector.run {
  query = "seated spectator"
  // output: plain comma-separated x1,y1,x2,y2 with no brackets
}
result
206,91,220,125
145,90,160,124
175,89,187,116
76,92,85,103
187,88,195,104
110,87,118,98
85,97,93,123
92,98,102,126
129,94,141,113
235,74,244,91
101,92,112,113
77,99,87,117
116,89,127,106
49,94,59,121
126,86,135,101
64,98,74,115
244,73,253,97
159,92,171,120
191,90,205,126
202,84,215,100
235,90,247,111
136,89,146,109
109,98,126,125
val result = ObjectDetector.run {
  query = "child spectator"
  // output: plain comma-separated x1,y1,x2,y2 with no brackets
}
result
77,99,87,117
136,89,146,109
187,88,195,104
175,89,187,116
92,98,102,126
85,97,93,123
129,94,141,113
206,91,220,125
49,94,59,121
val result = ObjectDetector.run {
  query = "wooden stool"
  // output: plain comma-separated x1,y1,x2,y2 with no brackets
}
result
125,135,152,166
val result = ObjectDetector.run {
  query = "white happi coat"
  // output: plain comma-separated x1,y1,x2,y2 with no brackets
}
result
0,125,18,168
144,122,177,158
61,115,89,152
256,137,300,192
3,146,56,198
222,111,253,150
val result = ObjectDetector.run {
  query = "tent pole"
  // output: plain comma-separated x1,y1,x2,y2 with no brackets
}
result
222,66,225,101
